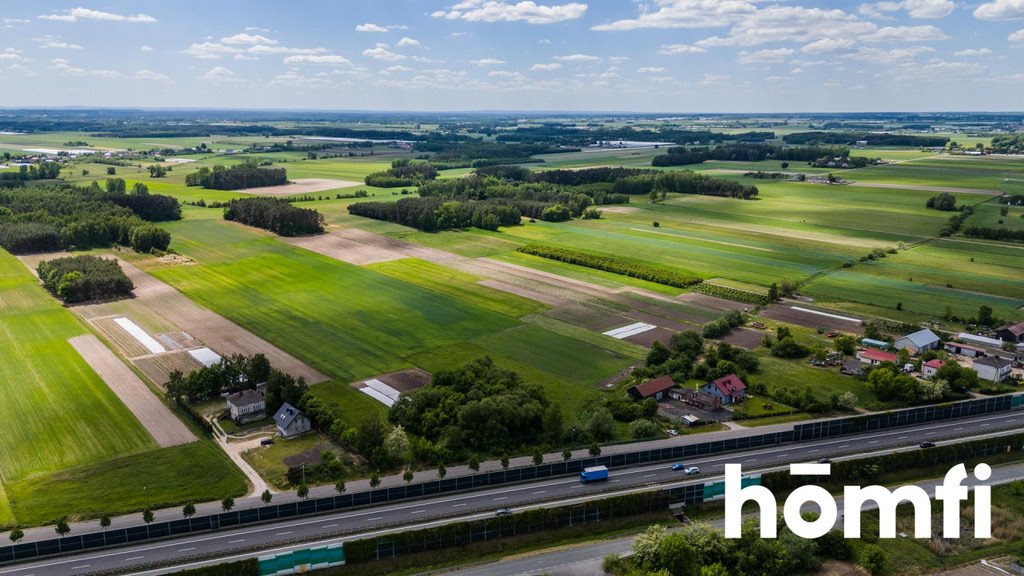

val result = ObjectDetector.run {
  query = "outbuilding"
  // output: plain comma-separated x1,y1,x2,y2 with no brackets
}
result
944,341,985,358
856,348,898,366
893,329,941,354
921,358,945,378
995,322,1024,344
629,375,677,400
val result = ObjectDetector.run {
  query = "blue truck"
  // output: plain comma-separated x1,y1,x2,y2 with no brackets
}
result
580,465,609,483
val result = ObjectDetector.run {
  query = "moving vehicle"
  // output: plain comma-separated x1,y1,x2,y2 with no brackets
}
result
671,463,686,471
580,465,609,483
919,441,936,448
817,458,832,464
495,508,512,516
683,466,700,476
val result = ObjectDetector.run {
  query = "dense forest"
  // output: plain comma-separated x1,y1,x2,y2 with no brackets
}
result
652,143,852,167
991,133,1024,154
0,183,175,254
413,140,570,167
185,162,288,190
37,255,134,303
348,197,522,232
364,159,439,187
492,125,774,146
782,131,949,147
222,197,324,236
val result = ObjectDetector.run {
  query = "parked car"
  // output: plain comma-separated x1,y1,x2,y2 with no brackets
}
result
260,438,275,446
671,463,686,471
495,508,512,516
816,458,832,464
684,466,700,476
919,441,936,449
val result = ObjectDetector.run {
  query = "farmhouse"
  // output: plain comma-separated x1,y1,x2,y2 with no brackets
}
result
922,359,944,378
670,388,723,411
944,341,985,358
856,348,898,366
225,388,266,423
274,403,312,438
973,356,1012,383
996,322,1024,344
894,329,941,354
700,374,746,405
629,375,677,400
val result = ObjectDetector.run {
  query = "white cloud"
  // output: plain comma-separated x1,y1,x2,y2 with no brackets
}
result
658,43,707,55
738,48,794,64
397,37,421,48
140,45,153,52
974,0,1024,20
431,1,587,24
471,58,506,66
649,76,674,83
0,48,24,61
845,45,935,63
801,38,856,54
199,66,238,82
182,42,240,60
697,73,729,86
636,66,665,73
488,70,525,80
385,65,413,72
355,23,388,32
221,33,278,45
270,70,333,88
38,7,156,23
133,69,172,82
363,43,405,61
593,0,757,31
553,53,601,62
864,25,948,42
1010,28,1024,41
8,64,37,76
37,37,83,49
283,54,351,65
954,48,993,56
859,0,954,19
49,58,123,78
530,62,562,71
247,44,328,55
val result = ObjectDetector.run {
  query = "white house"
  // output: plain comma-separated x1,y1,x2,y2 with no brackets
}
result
275,403,312,438
921,358,944,378
973,356,1012,383
225,389,266,423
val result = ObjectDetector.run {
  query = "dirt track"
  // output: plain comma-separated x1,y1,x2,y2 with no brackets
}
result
281,233,405,265
69,335,196,448
242,178,361,197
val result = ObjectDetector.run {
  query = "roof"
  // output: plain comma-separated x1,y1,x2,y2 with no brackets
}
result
226,389,264,408
861,338,889,348
708,373,746,398
974,356,1012,369
632,375,677,398
998,322,1024,337
859,348,898,363
274,402,306,429
923,359,945,369
898,329,940,348
958,333,1004,347
945,341,985,352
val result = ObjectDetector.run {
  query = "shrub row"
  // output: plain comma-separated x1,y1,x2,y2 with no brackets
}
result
693,282,768,305
517,244,701,288
963,226,1024,242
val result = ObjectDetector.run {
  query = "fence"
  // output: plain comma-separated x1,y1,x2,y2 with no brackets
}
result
2,393,1021,565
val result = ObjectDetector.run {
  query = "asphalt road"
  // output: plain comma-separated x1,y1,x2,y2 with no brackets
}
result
446,461,1024,576
2,411,1023,576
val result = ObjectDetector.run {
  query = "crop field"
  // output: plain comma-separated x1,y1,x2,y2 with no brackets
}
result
841,155,1024,191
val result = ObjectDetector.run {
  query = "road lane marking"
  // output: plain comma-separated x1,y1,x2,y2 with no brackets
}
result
322,524,337,528
126,556,144,561
369,516,383,521
493,497,507,501
411,510,426,515
452,503,467,507
532,491,546,494
179,547,195,552
643,474,656,478
275,531,292,536
898,436,908,440
954,427,963,431
70,566,90,570
228,539,245,544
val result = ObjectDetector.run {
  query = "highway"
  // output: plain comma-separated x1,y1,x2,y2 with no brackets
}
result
2,411,1022,576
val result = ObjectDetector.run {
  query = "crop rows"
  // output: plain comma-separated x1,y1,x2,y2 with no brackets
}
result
516,244,701,288
693,282,768,305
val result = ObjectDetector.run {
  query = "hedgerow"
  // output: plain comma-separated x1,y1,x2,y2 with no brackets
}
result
517,244,701,288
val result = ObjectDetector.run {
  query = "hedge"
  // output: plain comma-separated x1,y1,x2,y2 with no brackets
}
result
517,244,701,288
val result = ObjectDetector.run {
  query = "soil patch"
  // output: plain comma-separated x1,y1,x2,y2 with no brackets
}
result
69,335,195,447
624,326,676,347
378,368,432,393
282,233,405,265
676,293,752,313
242,178,361,197
721,327,764,350
761,304,865,335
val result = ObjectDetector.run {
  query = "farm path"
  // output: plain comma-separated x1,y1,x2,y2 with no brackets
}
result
842,181,1002,196
68,334,196,447
211,419,272,497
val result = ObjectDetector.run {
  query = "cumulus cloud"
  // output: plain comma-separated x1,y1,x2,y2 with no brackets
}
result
133,69,172,82
530,62,562,70
488,70,525,80
636,66,666,73
471,58,506,66
182,42,240,60
49,58,123,78
199,66,238,82
863,25,948,41
1010,28,1024,41
355,23,388,32
0,48,24,61
859,0,954,19
247,44,328,55
270,70,333,88
593,0,757,31
140,45,153,52
363,43,405,61
553,53,601,62
35,36,83,50
431,1,587,24
38,7,156,23
801,38,856,54
658,43,707,55
954,48,993,56
738,48,794,64
974,0,1024,20
397,37,421,48
8,64,37,76
221,33,278,45
283,54,351,65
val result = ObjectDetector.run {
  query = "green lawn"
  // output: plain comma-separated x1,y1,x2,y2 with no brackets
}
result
0,250,155,482
5,441,246,526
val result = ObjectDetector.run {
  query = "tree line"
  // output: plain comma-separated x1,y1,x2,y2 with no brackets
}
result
348,197,521,232
223,197,324,236
185,162,288,190
652,143,852,167
38,255,133,303
0,162,62,183
963,226,1024,242
364,159,438,187
517,244,702,287
783,131,949,147
0,183,173,254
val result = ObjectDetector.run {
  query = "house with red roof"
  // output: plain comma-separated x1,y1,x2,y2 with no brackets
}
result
628,375,677,400
856,348,898,366
700,373,747,405
922,358,945,378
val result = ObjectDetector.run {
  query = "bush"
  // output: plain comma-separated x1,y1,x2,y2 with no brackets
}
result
517,244,701,287
628,419,660,439
129,225,171,252
37,255,134,303
541,204,572,222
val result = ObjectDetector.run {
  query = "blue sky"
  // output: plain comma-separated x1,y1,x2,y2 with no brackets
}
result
2,1,1023,112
